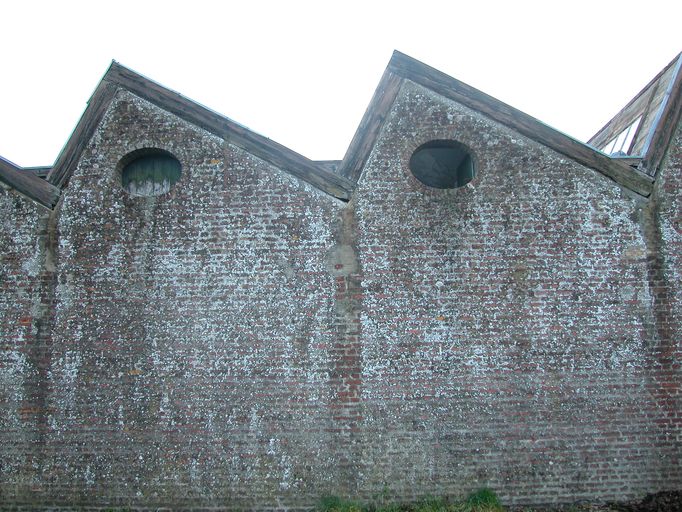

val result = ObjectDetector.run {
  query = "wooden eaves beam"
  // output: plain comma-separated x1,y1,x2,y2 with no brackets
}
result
103,62,354,201
0,156,60,208
388,51,654,197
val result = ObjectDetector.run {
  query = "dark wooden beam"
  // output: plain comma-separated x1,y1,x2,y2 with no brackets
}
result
587,81,658,152
612,156,643,168
588,53,680,149
23,166,51,178
48,80,118,189
339,70,403,182
388,51,654,197
0,157,60,208
642,53,682,176
314,160,342,174
104,62,353,200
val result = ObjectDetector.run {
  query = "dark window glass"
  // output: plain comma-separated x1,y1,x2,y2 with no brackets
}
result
410,140,475,189
121,152,181,197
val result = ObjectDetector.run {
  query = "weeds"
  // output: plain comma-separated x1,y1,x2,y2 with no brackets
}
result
462,488,504,511
318,494,365,512
317,488,504,512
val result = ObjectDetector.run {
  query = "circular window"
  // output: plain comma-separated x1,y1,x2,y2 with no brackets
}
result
409,140,475,189
120,149,181,197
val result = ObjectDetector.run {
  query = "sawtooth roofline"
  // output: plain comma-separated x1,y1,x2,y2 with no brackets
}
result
4,50,680,208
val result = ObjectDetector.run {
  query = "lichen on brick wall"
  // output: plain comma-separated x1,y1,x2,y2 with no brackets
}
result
352,80,672,505
40,90,347,507
0,189,53,500
0,79,680,510
641,119,682,488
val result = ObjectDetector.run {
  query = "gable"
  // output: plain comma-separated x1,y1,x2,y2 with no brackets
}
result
354,78,643,208
58,88,344,219
340,51,658,198
45,62,353,201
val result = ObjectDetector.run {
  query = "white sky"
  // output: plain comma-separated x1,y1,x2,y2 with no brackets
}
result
1,0,680,167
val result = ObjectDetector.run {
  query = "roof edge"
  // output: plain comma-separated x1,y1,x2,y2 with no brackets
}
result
47,66,119,189
47,61,353,200
642,53,682,176
102,62,353,200
386,51,653,197
338,66,403,182
0,156,60,208
588,51,682,148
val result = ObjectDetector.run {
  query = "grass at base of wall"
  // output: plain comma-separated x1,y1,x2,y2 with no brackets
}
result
318,488,504,512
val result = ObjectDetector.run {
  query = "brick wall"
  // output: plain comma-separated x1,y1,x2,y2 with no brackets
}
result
351,81,680,506
643,120,682,489
0,83,680,509
20,91,346,508
0,189,55,503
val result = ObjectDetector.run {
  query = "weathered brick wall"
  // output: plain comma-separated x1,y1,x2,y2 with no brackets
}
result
0,189,55,503
351,81,680,506
643,119,682,489
0,83,680,510
18,90,350,509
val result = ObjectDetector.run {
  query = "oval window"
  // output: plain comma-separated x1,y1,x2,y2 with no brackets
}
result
409,140,475,189
120,149,181,197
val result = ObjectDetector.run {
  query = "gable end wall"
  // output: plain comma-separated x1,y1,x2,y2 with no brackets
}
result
351,80,680,505
0,81,680,509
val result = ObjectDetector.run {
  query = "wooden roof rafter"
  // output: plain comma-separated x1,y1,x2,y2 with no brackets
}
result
641,53,682,176
340,51,655,198
0,156,60,209
47,62,353,201
588,53,680,151
588,51,682,177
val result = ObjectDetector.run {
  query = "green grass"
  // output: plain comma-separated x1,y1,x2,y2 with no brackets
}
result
318,494,365,512
317,488,504,512
463,488,504,511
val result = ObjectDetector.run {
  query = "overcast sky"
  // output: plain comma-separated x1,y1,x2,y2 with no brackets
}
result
1,0,680,167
